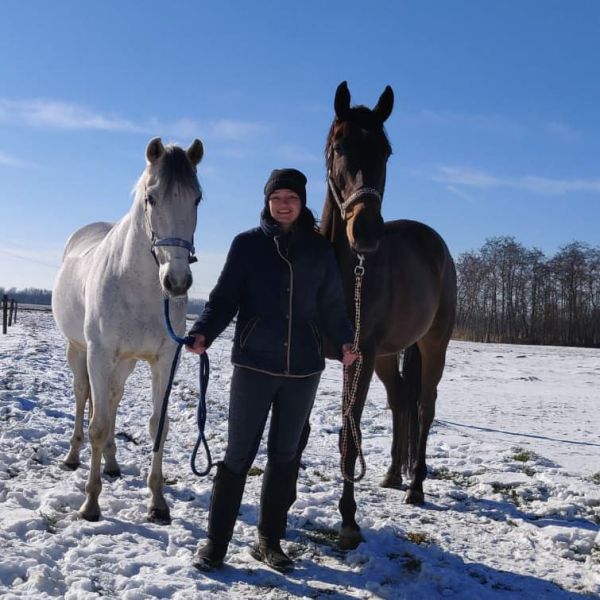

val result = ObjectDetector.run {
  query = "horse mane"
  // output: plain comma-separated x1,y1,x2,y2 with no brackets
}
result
133,145,202,199
319,191,335,241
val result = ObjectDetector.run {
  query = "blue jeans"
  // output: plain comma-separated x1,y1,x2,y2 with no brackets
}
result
224,367,320,474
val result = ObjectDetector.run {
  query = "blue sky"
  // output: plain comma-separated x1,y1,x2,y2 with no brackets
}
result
1,1,599,298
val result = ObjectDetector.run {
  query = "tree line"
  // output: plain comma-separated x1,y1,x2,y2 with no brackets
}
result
0,287,52,305
5,241,599,348
455,237,600,347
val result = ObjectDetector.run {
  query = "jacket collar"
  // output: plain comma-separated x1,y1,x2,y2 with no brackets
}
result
260,210,288,239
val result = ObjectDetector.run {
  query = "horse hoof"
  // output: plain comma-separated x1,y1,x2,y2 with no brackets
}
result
79,511,100,522
339,526,363,550
77,498,100,521
103,467,122,478
148,507,171,525
380,473,404,490
78,503,101,522
62,460,80,471
404,489,425,505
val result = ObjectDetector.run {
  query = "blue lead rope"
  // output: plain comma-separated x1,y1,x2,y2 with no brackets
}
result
153,298,213,477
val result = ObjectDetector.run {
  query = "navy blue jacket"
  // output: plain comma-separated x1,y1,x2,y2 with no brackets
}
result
189,215,354,377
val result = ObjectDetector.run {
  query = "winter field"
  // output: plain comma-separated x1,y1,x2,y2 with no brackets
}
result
0,311,599,599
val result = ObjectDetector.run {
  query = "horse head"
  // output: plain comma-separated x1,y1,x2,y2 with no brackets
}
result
326,81,393,254
141,137,204,297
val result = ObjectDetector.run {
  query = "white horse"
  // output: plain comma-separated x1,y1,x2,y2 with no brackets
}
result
52,137,204,523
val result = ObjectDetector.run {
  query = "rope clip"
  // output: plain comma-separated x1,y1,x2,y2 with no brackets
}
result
354,253,365,276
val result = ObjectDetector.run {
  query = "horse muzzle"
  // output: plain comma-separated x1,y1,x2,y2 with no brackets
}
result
162,272,193,298
348,208,384,254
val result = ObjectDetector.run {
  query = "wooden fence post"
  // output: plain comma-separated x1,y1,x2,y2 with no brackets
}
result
9,299,15,327
2,295,7,334
14,301,17,324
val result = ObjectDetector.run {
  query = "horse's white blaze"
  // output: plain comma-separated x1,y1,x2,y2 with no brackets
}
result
52,138,203,522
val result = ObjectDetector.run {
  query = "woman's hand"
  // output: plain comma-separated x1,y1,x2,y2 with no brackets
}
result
341,343,359,366
186,334,207,355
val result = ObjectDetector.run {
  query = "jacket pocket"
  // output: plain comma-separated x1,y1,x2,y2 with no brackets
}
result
310,321,323,355
240,316,260,348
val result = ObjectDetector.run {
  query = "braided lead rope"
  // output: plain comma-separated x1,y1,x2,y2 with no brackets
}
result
154,299,213,477
340,254,367,482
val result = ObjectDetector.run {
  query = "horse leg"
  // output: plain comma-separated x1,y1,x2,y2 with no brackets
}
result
338,352,375,550
102,359,136,477
147,352,175,524
405,338,448,505
375,353,405,490
63,341,90,470
79,343,113,521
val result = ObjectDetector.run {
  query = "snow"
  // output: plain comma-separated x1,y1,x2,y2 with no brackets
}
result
1,311,599,599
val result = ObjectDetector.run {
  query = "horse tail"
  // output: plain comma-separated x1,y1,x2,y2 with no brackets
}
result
397,343,421,477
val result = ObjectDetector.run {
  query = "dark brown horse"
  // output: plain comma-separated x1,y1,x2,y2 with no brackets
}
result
322,82,457,550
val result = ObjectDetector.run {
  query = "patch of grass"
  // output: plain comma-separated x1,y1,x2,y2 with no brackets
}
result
39,511,58,534
590,472,600,485
522,466,536,477
512,448,535,462
406,531,430,545
402,553,422,573
388,551,423,573
431,466,454,480
491,483,520,505
430,466,474,487
304,525,341,551
492,582,516,592
313,469,330,482
308,589,338,597
307,527,338,543
248,466,264,477
468,569,488,584
519,484,550,504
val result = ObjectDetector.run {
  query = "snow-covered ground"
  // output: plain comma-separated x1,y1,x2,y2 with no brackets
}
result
1,311,599,599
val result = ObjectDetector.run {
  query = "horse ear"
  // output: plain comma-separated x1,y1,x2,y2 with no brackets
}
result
334,81,351,120
146,137,165,164
374,86,394,123
187,139,204,166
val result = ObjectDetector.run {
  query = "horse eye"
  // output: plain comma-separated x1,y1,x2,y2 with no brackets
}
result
333,143,345,156
146,195,156,206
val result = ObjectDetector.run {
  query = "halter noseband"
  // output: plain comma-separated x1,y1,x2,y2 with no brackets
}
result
327,172,382,220
151,237,198,264
144,196,198,265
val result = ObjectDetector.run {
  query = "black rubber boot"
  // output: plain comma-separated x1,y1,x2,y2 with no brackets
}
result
250,535,293,573
193,462,247,572
251,460,297,573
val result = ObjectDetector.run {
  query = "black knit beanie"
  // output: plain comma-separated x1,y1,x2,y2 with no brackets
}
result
264,168,307,206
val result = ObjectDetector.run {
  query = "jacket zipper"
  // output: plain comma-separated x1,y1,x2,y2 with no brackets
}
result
274,236,293,373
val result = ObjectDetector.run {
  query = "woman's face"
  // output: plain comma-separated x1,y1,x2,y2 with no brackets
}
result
268,189,302,231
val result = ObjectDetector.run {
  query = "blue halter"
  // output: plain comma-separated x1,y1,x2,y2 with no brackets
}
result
144,195,198,264
151,236,198,264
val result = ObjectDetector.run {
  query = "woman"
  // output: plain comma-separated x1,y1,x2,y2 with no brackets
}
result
187,168,357,572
